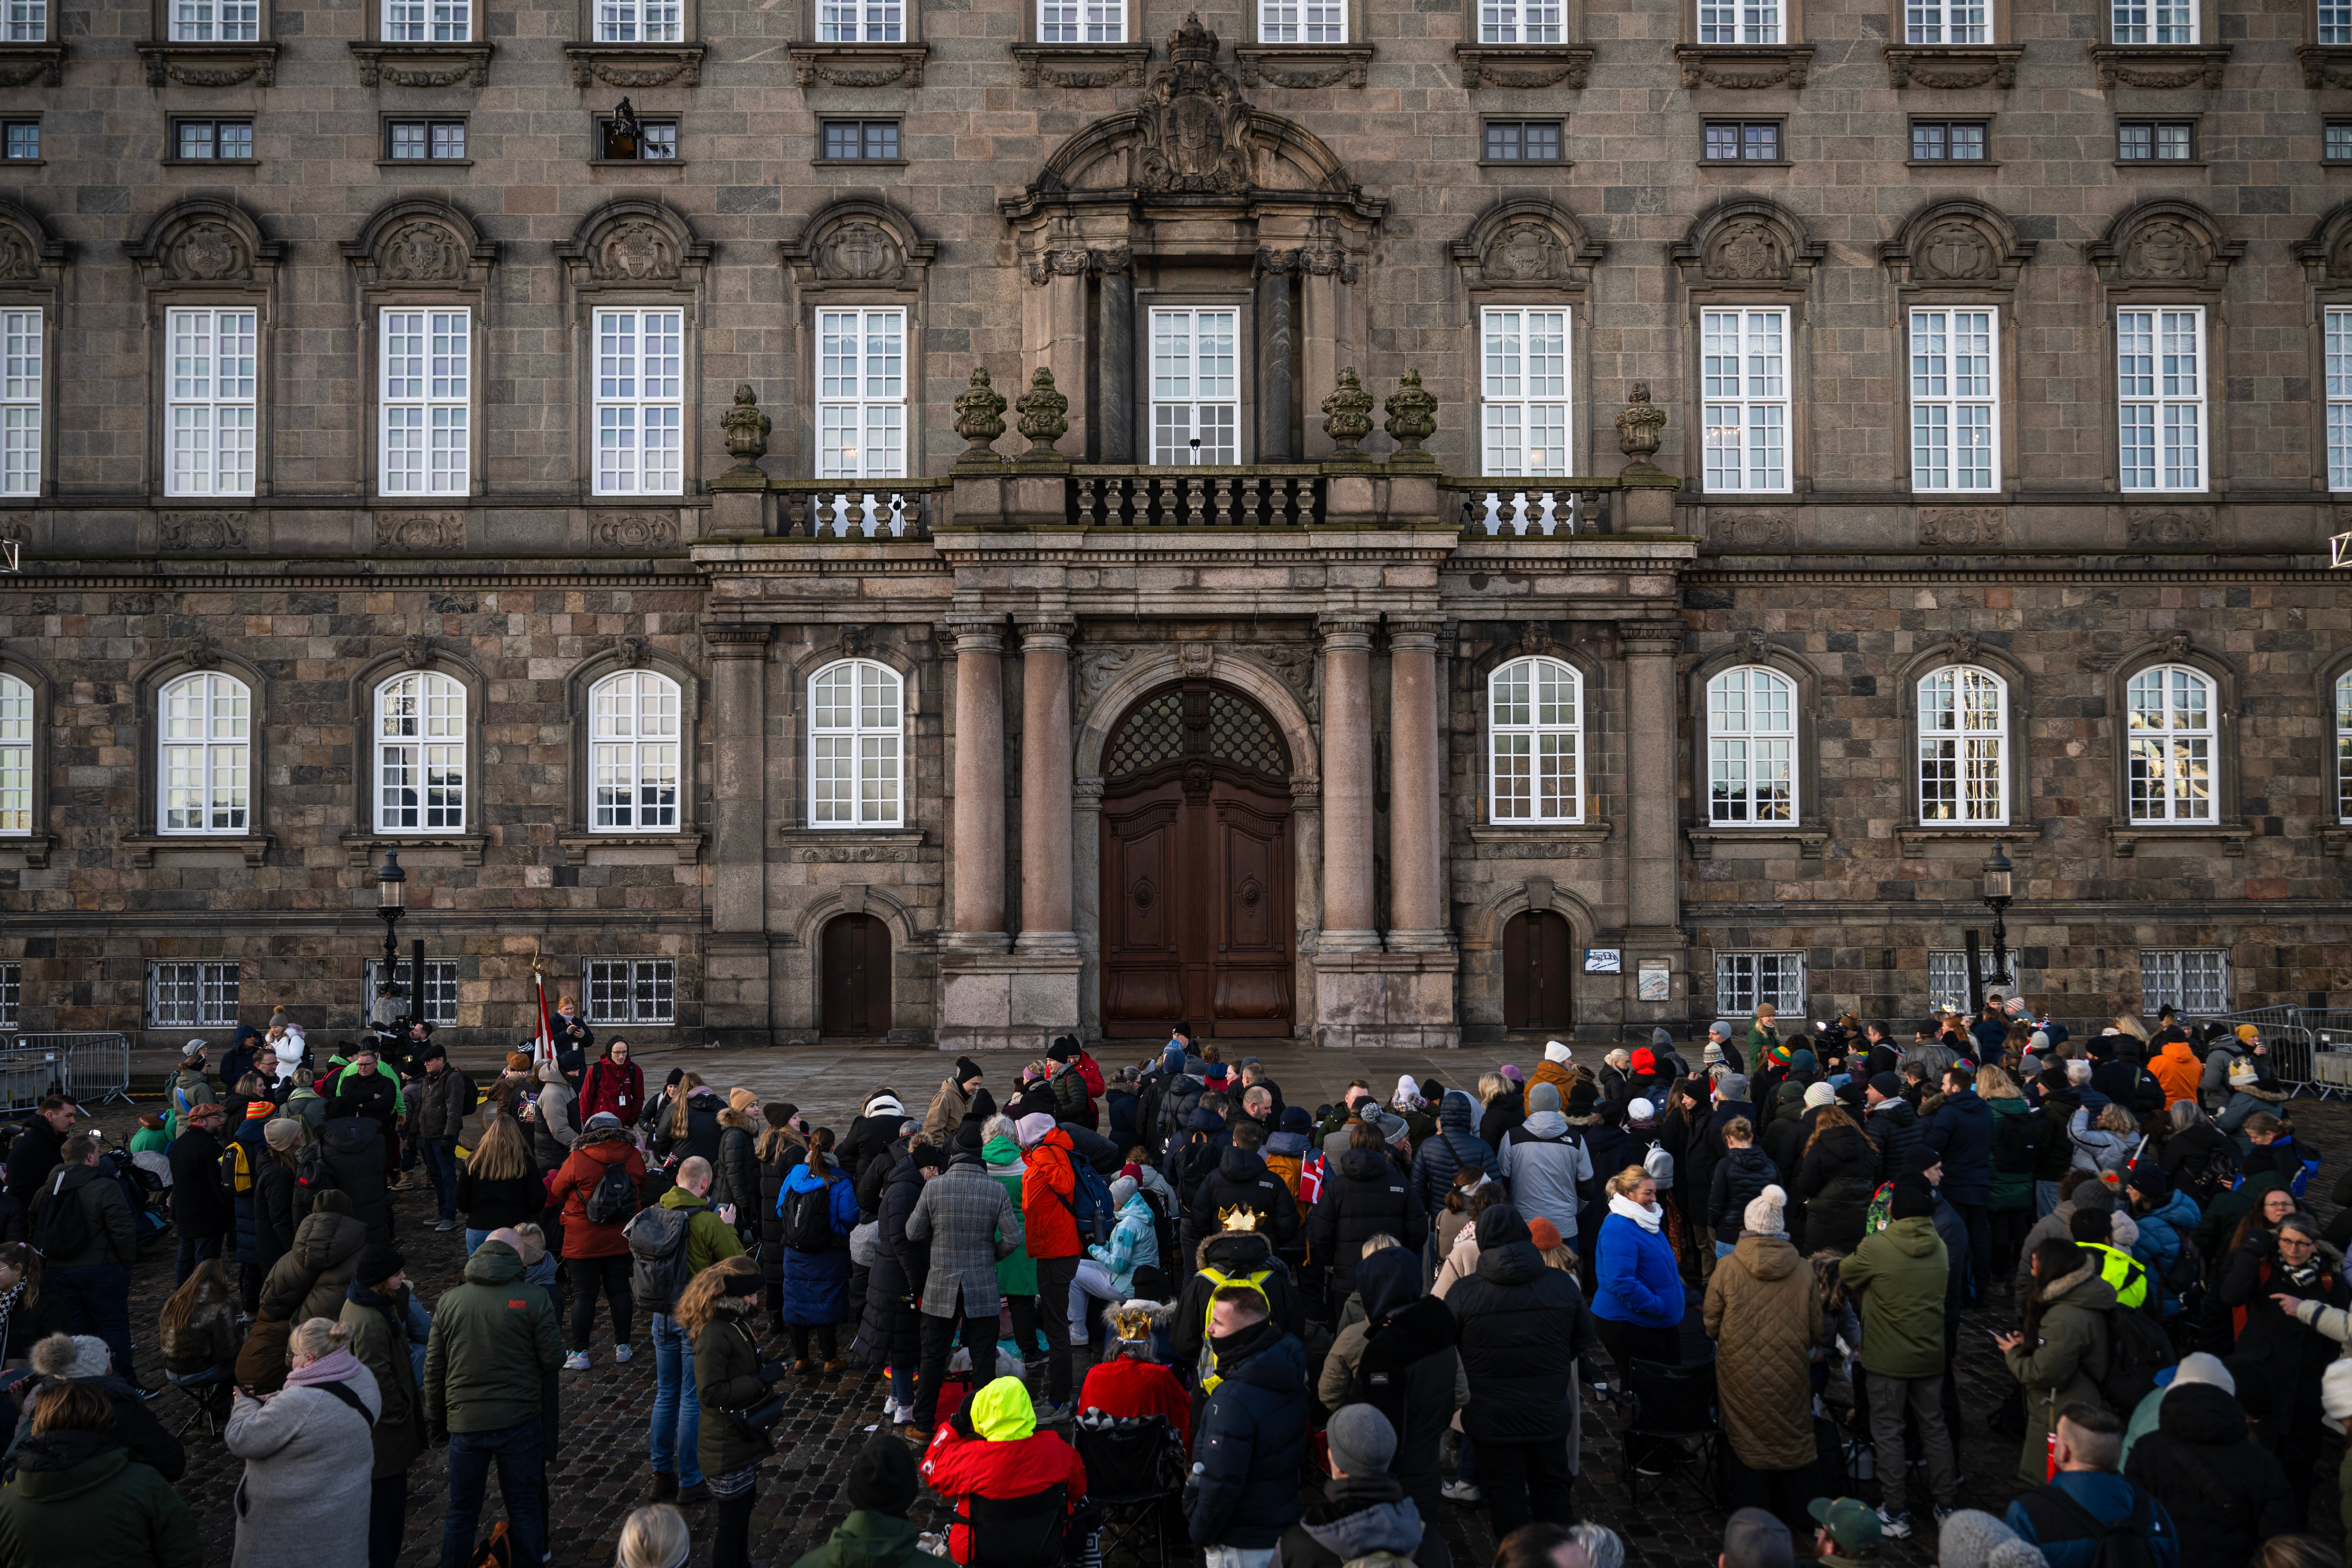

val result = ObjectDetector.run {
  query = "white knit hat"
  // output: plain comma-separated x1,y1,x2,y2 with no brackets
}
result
1626,1098,1656,1123
1544,1040,1572,1064
1802,1082,1836,1109
1743,1184,1788,1237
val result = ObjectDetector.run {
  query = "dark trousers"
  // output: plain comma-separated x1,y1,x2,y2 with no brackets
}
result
240,1261,264,1315
1954,1202,1990,1303
175,1232,222,1287
1035,1254,1078,1405
567,1253,632,1352
1988,1205,2034,1282
715,1482,759,1568
1005,1293,1042,1362
439,1419,546,1568
421,1135,459,1221
913,1293,997,1431
790,1322,838,1362
48,1263,135,1384
368,1471,406,1568
1478,1435,1576,1540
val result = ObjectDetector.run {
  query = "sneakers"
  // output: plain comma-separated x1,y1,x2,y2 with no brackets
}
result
1440,1481,1482,1504
562,1352,591,1371
1876,1510,1914,1540
1032,1399,1071,1424
676,1482,711,1504
613,1345,633,1364
434,1217,458,1232
883,1399,909,1424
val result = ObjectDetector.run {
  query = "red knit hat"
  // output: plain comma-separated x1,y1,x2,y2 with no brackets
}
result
1528,1217,1562,1250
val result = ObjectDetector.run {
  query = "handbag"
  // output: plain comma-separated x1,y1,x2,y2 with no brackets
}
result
726,1392,787,1443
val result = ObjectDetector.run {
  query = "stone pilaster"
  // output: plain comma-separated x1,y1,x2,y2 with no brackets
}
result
1619,619,1690,1016
1316,612,1380,952
703,620,773,1046
944,612,1009,951
1385,617,1449,952
1016,616,1078,955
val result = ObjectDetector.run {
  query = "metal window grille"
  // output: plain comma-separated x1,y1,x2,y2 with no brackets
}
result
149,961,238,1028
585,959,675,1025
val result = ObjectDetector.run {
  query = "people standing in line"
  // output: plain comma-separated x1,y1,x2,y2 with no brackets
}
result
0,1380,201,1568
1994,1239,2116,1487
547,1110,648,1371
222,1317,381,1568
976,1115,1042,1370
1591,1165,1685,1398
338,1245,430,1568
422,1229,563,1568
29,1131,140,1387
1837,1177,1959,1538
631,1154,745,1504
905,1124,1023,1436
1449,1202,1588,1541
680,1256,787,1568
777,1128,858,1371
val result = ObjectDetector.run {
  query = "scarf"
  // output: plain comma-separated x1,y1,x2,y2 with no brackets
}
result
2285,1257,2323,1288
1609,1192,1664,1234
285,1346,366,1390
0,1280,19,1355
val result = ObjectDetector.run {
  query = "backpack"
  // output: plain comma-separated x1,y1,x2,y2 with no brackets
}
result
2011,1482,2165,1568
31,1169,90,1261
295,1141,340,1209
2099,1302,2178,1412
1051,1146,1116,1245
219,1138,254,1198
584,1157,638,1226
1138,1186,1181,1278
623,1203,696,1314
1994,1104,2049,1172
783,1176,839,1252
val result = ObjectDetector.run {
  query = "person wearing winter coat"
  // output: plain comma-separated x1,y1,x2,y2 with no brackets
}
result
1172,1222,1304,1385
526,1058,577,1173
1528,1040,1577,1104
1702,1186,1823,1531
1707,1119,1778,1251
917,1375,1091,1567
236,1191,370,1394
652,1077,723,1169
166,1100,233,1286
338,1246,430,1568
1316,1245,1465,1543
905,1139,1024,1433
1793,1109,1878,1258
577,1041,645,1126
1070,1176,1160,1342
1015,1116,1085,1419
711,1106,761,1246
2213,1210,2345,1517
924,1058,985,1146
1187,1288,1312,1553
1981,1067,2042,1279
223,1316,382,1568
314,1114,393,1246
2009,1176,2134,1301
1838,1179,1957,1532
2067,1102,2136,1179
676,1259,783,1568
425,1234,566,1568
2215,1060,2292,1156
2149,1036,2205,1108
1497,1081,1595,1248
1757,1080,1808,1184
777,1134,860,1369
0,1247,63,1370
1863,1075,1923,1188
1309,1123,1430,1304
249,1118,303,1279
545,1115,648,1368
1923,1066,1994,1303
1278,1404,1430,1568
2121,1378,2296,1568
1591,1165,1685,1377
0,1380,201,1568
1188,1118,1302,1260
157,1258,240,1411
857,1142,939,1428
1406,1090,1501,1228
1996,1238,2118,1486
1449,1201,1587,1540
2122,1166,2200,1322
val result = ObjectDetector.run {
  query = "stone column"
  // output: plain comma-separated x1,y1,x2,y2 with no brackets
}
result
1095,250,1135,464
1318,613,1380,952
703,620,773,1044
945,612,1010,951
1385,616,1448,951
1256,249,1296,462
1015,616,1077,955
1073,776,1105,1036
1619,621,1683,937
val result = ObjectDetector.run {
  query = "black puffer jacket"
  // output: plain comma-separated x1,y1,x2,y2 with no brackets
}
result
652,1089,723,1168
756,1131,805,1298
1185,1322,1310,1550
1448,1206,1589,1444
1864,1098,1924,1185
317,1116,392,1243
1476,1090,1524,1156
854,1155,926,1370
1171,1231,1302,1376
252,1155,300,1277
1307,1148,1427,1300
2123,1382,2297,1568
1344,1247,1461,1502
1795,1122,1880,1255
1707,1147,1780,1237
1186,1146,1301,1258
838,1100,908,1191
712,1110,760,1240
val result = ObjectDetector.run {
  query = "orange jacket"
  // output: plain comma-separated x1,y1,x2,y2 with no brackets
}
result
1021,1129,1083,1259
2149,1040,2204,1107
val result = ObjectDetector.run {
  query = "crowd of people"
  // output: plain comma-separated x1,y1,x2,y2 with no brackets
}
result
0,996,2348,1568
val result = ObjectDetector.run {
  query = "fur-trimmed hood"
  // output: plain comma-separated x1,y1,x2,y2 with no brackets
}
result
2036,1257,2117,1310
573,1122,635,1151
717,1107,757,1134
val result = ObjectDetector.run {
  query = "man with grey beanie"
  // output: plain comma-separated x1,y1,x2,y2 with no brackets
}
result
1277,1404,1434,1568
1498,1082,1594,1246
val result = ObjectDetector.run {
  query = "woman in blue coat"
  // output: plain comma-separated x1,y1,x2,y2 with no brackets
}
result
1592,1163,1687,1368
777,1128,860,1371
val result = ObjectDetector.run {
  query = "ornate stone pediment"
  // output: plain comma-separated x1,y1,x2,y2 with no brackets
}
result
2088,201,2240,293
340,200,497,291
1881,200,2035,293
1447,200,1605,294
556,201,711,296
125,200,286,292
782,201,936,299
1671,199,1827,292
1135,17,1256,194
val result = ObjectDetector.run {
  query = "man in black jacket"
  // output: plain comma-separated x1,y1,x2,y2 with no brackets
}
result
1863,1073,1924,1188
1171,1221,1302,1383
1325,1244,1460,1563
31,1130,141,1386
166,1099,233,1285
6,1095,75,1205
1186,1119,1300,1259
1448,1203,1588,1541
1308,1124,1429,1307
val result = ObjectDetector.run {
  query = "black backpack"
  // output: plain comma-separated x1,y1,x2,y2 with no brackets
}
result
1994,1103,2049,1172
31,1170,90,1261
783,1176,838,1252
295,1141,340,1210
1139,1185,1181,1279
2012,1482,2165,1568
623,1204,696,1314
584,1158,638,1227
2099,1302,2178,1413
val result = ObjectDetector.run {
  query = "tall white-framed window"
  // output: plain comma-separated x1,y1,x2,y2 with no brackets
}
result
167,307,258,498
594,308,683,496
2117,307,2204,492
381,307,470,497
2327,0,2352,44
171,0,258,40
1038,0,1124,42
1150,307,1239,465
375,671,465,832
808,659,902,829
384,0,469,42
159,671,250,834
1716,951,1806,1016
149,960,239,1028
1480,307,1569,481
1905,0,1986,43
1260,0,1344,42
5,0,44,41
1488,657,1582,825
2111,0,2194,44
585,958,675,1025
2140,949,2227,1014
2336,670,2352,821
1699,0,1781,43
1707,665,1796,824
1478,0,1561,42
599,0,681,41
2328,308,2352,491
0,673,29,835
1918,665,2006,825
0,307,36,496
1910,307,1999,493
1702,307,1790,494
820,0,900,39
2125,663,2216,825
591,669,680,831
816,307,906,482
364,958,458,1026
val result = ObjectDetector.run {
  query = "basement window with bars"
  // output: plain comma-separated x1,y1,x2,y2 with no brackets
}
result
1927,948,2016,1011
149,961,238,1028
2141,949,2228,1015
1715,951,1806,1018
585,959,675,1025
364,959,458,1027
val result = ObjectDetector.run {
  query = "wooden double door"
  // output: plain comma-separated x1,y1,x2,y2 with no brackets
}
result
820,912,891,1036
1502,909,1573,1032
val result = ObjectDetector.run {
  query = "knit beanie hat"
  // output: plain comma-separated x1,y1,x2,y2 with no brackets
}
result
1935,1510,2027,1568
1567,1080,1599,1111
2166,1351,2234,1395
1324,1403,1398,1477
955,1119,987,1152
1891,1178,1935,1220
30,1334,111,1380
718,1267,762,1298
1544,1040,1572,1063
262,1118,302,1152
1014,1112,1055,1147
909,1140,947,1172
1109,1175,1138,1209
955,1056,985,1085
1802,1083,1835,1110
313,1188,354,1216
2230,1060,2259,1087
1868,1071,1904,1098
355,1243,406,1289
2127,1164,2170,1201
1626,1098,1656,1123
1703,1042,1724,1065
1528,1217,1562,1251
505,1051,534,1073
2073,1181,2117,1214
1743,1184,1788,1237
1279,1105,1312,1133
847,1430,920,1514
1527,1082,1563,1115
1497,1064,1524,1083
2237,1024,2260,1044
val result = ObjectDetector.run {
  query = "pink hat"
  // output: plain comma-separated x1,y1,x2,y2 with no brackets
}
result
1499,1064,1525,1083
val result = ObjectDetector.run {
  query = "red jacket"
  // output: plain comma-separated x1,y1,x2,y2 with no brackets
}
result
1075,1050,1105,1100
1022,1130,1082,1260
578,1057,645,1124
920,1423,1089,1565
546,1129,647,1258
1078,1355,1192,1450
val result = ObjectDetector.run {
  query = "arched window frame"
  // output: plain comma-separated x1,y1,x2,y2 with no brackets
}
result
806,656,904,829
588,667,683,832
1893,638,2032,851
372,669,468,834
1486,655,1584,825
124,648,270,867
560,645,704,861
1685,637,1824,858
0,668,33,839
2122,662,2218,825
1915,664,2009,827
2105,638,2239,853
156,669,252,835
1704,664,1799,825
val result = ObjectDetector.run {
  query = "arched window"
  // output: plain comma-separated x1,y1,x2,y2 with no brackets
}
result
1488,657,1581,824
375,671,466,832
1918,666,2006,825
2337,670,2352,822
2125,663,2215,824
1707,665,1795,823
159,670,250,833
0,673,29,834
590,670,681,830
809,659,901,828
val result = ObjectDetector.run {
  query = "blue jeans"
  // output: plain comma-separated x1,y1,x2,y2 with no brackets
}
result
421,1137,459,1221
47,1263,134,1383
650,1314,700,1486
464,1228,491,1257
2034,1179,2061,1219
440,1419,546,1568
174,1233,221,1288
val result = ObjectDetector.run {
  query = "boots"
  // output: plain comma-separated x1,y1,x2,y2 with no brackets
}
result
647,1472,678,1504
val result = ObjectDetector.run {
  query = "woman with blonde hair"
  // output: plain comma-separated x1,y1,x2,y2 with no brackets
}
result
1793,1106,1878,1256
615,1503,691,1568
0,1380,199,1567
680,1257,784,1568
456,1113,539,1255
655,1072,722,1167
223,1318,380,1568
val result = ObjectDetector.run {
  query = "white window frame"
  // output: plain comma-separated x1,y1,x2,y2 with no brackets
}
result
2327,307,2352,492
364,958,458,1026
166,307,258,499
2111,0,2195,44
0,672,29,835
1476,0,1560,40
819,0,901,40
2335,670,2352,822
1259,0,1345,42
1917,666,2006,826
2326,0,2352,44
590,669,681,831
2125,663,2217,825
593,307,684,497
1909,307,2000,494
1702,307,1791,494
149,960,238,1029
585,957,675,1025
1149,306,1241,466
5,0,43,41
0,306,37,496
1715,951,1806,1017
1480,306,1570,483
807,658,903,829
1905,0,1986,43
598,0,681,41
159,670,251,834
1488,657,1582,825
374,670,466,833
1707,664,1796,825
171,0,258,40
1928,947,2016,1008
816,307,906,483
1038,0,1125,43
380,306,471,498
1699,0,1781,43
2140,949,2228,1015
384,0,470,42
2116,307,2204,493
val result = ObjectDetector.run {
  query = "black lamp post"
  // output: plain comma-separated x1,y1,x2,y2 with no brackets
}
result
377,846,406,978
1981,841,2014,997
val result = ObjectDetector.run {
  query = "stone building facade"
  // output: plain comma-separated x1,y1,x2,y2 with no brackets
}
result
1,0,2350,1050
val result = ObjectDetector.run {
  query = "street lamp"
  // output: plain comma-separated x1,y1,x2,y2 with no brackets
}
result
1981,841,2014,998
376,846,406,972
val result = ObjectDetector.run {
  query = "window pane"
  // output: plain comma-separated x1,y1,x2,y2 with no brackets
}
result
809,660,903,826
3,124,36,159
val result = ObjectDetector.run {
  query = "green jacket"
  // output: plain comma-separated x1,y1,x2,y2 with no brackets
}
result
1746,1018,1782,1068
694,1295,773,1477
1985,1096,2038,1213
659,1185,747,1276
0,1433,203,1568
422,1241,564,1435
2002,1256,2117,1486
166,1067,215,1140
1837,1216,1949,1380
789,1512,948,1568
327,1057,407,1115
340,1281,429,1478
982,1137,1039,1297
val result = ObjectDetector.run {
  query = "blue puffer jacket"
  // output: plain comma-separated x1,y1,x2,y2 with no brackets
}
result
1592,1200,1684,1329
1187,1326,1310,1549
1923,1089,1995,1205
2128,1185,2203,1319
777,1162,859,1327
1408,1090,1503,1216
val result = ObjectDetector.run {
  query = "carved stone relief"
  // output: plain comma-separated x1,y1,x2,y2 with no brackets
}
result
1707,510,1796,548
1915,222,1999,282
0,227,36,282
2125,507,2215,547
169,222,251,282
2119,220,2207,282
1918,508,2006,546
379,222,467,283
1483,222,1565,282
1705,220,1790,282
158,511,249,552
374,512,465,552
1135,18,1256,195
591,221,680,282
591,511,681,550
816,222,904,282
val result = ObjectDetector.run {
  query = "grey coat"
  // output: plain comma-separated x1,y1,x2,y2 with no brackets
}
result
222,1364,382,1568
904,1154,1023,1319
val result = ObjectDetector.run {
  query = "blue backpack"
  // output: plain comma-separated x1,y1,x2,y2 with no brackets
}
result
1054,1145,1116,1244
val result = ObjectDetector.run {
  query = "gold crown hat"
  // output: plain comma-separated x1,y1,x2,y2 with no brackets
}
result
1217,1205,1262,1233
1102,1298,1177,1341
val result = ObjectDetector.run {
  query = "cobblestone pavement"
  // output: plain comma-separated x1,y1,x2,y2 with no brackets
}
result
93,1046,2352,1566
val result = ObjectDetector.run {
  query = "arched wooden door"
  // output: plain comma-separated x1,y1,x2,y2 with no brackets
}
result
1502,910,1573,1033
820,913,891,1036
1100,681,1293,1039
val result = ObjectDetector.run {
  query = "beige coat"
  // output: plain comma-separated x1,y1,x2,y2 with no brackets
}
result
923,1076,972,1143
1432,1229,1481,1299
1701,1234,1824,1471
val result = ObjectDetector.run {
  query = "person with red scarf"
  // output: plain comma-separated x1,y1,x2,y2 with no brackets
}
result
577,1040,644,1125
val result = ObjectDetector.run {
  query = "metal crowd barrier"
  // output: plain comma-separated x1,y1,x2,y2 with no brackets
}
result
8,1032,134,1107
2199,1009,2331,1098
0,1046,61,1113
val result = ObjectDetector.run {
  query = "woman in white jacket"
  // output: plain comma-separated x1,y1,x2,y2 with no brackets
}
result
222,1317,380,1568
2068,1101,2138,1177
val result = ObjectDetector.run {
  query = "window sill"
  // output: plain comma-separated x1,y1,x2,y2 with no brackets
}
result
1236,44,1374,89
2088,44,2229,90
0,834,56,869
163,157,258,167
777,826,924,864
349,41,496,89
2115,158,2206,169
1906,157,2001,168
0,158,43,168
1010,43,1149,89
789,42,928,88
378,158,473,167
1896,824,2020,858
814,157,908,167
0,41,64,87
1687,826,1829,860
2318,826,2352,857
120,833,272,869
1453,44,1593,90
1882,45,2022,89
340,831,490,867
1699,158,1793,168
557,830,704,866
589,158,687,168
135,40,280,88
1675,44,1816,91
2302,44,2352,89
1468,821,1615,858
2106,821,2245,857
565,41,707,89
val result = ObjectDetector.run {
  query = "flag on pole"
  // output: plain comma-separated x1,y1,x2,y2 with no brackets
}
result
535,970,557,1066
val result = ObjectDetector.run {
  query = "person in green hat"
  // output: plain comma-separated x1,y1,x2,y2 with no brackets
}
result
1807,1498,1881,1568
